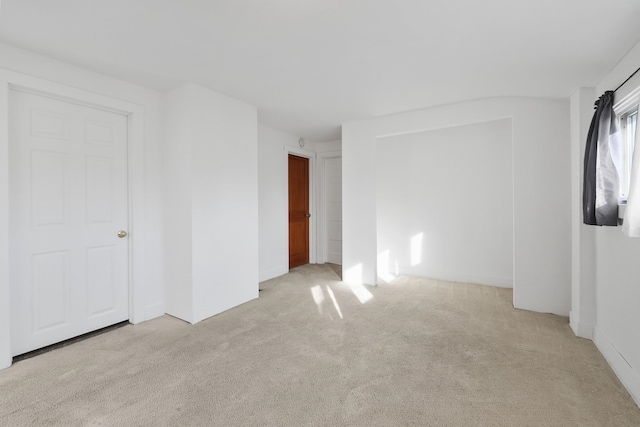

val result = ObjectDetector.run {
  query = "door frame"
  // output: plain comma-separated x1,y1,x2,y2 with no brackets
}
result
0,69,146,369
284,146,316,268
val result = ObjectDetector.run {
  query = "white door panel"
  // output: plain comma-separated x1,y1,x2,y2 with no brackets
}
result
9,90,129,356
324,157,342,265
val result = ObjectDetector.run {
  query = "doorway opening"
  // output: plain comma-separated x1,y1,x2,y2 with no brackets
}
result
288,154,310,268
8,88,130,357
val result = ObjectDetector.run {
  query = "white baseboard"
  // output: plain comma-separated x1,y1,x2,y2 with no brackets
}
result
259,266,288,283
144,302,165,321
569,310,593,339
392,267,513,288
0,355,10,370
593,326,640,407
569,311,578,334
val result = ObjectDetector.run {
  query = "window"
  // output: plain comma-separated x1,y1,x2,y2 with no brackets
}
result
612,75,640,234
619,109,637,201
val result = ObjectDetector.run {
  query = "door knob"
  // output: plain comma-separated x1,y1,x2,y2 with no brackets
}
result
306,214,311,218
117,230,128,238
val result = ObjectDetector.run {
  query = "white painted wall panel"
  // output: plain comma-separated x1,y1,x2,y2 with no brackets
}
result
31,151,67,227
189,84,259,323
86,245,116,317
163,83,259,324
376,119,513,287
32,251,69,330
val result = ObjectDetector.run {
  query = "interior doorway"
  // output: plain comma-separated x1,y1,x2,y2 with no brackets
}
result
288,154,310,268
9,89,130,356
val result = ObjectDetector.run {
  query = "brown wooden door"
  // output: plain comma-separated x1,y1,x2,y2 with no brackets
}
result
289,154,309,268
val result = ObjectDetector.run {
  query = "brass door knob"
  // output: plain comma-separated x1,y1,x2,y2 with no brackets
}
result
117,230,128,238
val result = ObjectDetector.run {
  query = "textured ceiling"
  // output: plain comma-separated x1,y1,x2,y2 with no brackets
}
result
2,0,640,141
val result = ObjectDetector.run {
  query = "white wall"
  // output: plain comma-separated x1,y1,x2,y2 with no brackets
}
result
569,87,597,339
343,97,571,315
162,86,194,322
0,43,166,368
257,125,302,281
163,83,259,324
316,140,341,153
580,39,640,405
376,119,513,287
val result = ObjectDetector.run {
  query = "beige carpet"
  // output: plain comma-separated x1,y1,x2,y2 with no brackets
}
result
1,264,639,426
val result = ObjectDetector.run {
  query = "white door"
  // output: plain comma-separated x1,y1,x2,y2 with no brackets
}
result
9,89,129,356
325,157,342,265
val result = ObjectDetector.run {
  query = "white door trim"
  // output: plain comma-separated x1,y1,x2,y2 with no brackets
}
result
284,146,316,268
317,150,342,265
0,69,146,369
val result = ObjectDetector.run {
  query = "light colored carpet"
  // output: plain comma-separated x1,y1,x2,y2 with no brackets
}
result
1,264,639,426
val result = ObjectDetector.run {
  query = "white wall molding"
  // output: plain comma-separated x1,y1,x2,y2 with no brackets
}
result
594,326,640,407
259,266,288,283
384,268,513,288
0,68,147,369
144,302,166,321
286,145,317,158
569,311,594,340
0,73,10,369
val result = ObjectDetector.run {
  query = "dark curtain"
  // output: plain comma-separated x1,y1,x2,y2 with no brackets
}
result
583,91,620,226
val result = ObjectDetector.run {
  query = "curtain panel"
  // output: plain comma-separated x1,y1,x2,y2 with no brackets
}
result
583,91,621,226
622,120,640,237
